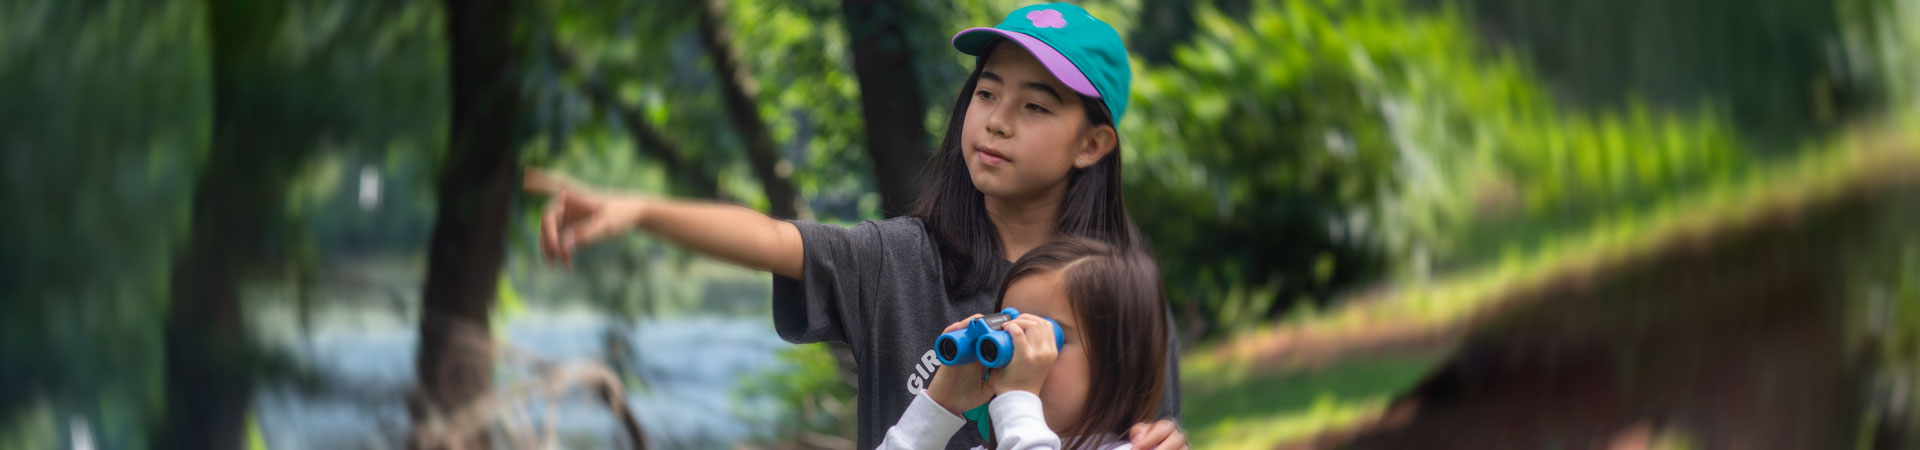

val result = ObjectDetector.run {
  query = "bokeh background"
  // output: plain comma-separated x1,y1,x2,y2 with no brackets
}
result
3,0,1919,448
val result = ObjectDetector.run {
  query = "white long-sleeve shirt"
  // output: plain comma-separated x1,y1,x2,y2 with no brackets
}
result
878,390,1130,450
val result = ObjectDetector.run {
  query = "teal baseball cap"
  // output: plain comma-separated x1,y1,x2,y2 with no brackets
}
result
952,3,1132,122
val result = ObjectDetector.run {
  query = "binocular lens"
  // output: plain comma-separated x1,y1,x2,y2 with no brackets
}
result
977,340,999,363
937,338,958,361
931,307,1059,368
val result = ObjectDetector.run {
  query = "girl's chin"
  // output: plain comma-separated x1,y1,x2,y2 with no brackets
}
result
968,176,1020,199
966,172,997,192
974,177,1063,203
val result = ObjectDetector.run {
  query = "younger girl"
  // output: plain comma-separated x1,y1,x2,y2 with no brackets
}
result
524,3,1185,448
883,237,1168,450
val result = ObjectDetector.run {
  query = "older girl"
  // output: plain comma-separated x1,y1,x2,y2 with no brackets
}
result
525,4,1184,448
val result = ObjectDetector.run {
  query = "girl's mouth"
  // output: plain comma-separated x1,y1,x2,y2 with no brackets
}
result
977,146,1011,166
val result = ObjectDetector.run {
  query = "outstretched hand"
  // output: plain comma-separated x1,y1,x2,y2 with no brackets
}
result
523,168,647,268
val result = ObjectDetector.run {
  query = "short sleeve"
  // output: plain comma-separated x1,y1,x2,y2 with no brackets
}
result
770,217,940,347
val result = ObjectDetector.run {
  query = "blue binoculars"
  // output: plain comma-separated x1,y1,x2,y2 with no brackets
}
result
934,307,1065,368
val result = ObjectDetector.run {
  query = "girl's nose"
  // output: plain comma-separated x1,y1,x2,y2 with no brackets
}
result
984,103,1014,138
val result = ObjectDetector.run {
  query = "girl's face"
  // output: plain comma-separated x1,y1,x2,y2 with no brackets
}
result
962,42,1115,202
999,269,1090,433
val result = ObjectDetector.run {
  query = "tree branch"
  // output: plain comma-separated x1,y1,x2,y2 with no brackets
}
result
544,40,721,199
696,0,807,219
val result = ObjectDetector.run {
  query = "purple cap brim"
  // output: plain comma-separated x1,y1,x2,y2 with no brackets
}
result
951,27,1101,99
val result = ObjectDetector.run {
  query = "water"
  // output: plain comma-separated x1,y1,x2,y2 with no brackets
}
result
246,258,798,450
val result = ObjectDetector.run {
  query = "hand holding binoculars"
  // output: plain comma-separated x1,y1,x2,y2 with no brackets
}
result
934,307,1064,369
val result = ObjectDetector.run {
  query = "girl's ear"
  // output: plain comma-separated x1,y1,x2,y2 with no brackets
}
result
1074,124,1118,169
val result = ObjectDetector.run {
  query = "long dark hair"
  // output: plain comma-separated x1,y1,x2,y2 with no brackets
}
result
909,42,1142,298
997,237,1168,450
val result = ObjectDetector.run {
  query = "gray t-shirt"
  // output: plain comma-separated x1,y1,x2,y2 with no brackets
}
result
771,217,1181,450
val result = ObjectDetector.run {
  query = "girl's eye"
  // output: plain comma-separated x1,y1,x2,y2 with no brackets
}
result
1025,103,1049,113
975,90,996,101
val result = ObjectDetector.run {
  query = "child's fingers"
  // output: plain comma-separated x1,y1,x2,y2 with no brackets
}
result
1021,316,1057,357
1003,321,1029,356
993,317,1055,396
1158,429,1188,450
540,191,567,263
562,216,629,262
1131,419,1181,449
521,168,572,196
567,218,610,248
1009,316,1049,347
1005,318,1051,359
1034,326,1057,356
942,314,985,333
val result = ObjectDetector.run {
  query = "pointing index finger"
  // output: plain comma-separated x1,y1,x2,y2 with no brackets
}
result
522,168,572,196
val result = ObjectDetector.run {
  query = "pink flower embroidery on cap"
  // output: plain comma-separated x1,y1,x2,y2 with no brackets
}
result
1027,9,1066,28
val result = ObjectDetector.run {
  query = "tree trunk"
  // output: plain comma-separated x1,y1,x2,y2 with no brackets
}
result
409,0,523,448
159,149,273,450
156,1,293,448
840,0,932,217
695,0,807,219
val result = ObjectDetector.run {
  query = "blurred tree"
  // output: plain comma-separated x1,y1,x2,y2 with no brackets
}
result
1,1,208,447
738,343,858,449
545,42,722,199
1127,0,1199,65
1124,0,1750,338
408,0,525,449
696,0,808,219
841,0,933,217
730,0,884,221
158,0,307,447
155,1,448,447
1839,0,1920,114
1431,0,1862,147
533,0,813,219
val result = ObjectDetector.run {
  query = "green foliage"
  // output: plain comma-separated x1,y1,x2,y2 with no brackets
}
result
1850,180,1920,446
247,411,269,450
532,0,916,220
1455,0,1854,142
1180,355,1440,448
2,0,451,446
737,343,857,444
0,1,210,447
5,0,1916,445
0,401,60,450
729,0,876,221
1122,0,1758,338
1840,0,1920,113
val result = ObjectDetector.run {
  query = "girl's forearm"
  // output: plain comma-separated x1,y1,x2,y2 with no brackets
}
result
879,392,970,450
631,197,804,279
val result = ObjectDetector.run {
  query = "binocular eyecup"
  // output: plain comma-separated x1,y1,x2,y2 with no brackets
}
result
933,307,1064,369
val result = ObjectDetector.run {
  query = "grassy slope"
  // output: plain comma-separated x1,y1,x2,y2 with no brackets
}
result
1181,119,1920,448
